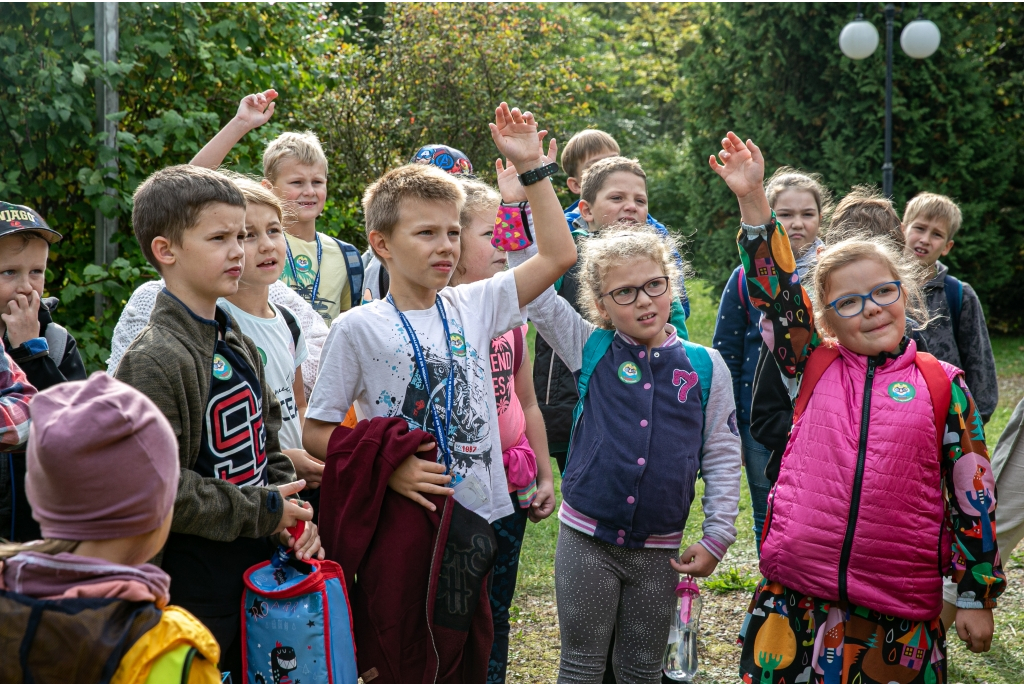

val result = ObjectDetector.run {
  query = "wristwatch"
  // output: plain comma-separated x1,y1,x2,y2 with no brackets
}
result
517,162,559,187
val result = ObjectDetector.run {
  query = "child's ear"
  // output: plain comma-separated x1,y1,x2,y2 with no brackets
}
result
940,240,954,257
150,236,176,268
567,176,582,195
578,199,594,224
594,295,611,323
368,230,391,262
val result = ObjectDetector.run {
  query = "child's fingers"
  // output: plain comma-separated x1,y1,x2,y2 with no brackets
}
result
278,480,307,498
495,158,506,175
264,101,276,118
726,130,745,150
415,441,438,453
708,155,723,173
546,137,558,162
407,491,437,512
488,122,505,148
416,470,455,488
748,139,763,164
264,88,278,101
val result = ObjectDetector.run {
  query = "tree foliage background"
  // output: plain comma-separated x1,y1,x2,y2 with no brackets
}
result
1,2,1022,371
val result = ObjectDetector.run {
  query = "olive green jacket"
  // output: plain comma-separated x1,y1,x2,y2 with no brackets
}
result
115,289,295,542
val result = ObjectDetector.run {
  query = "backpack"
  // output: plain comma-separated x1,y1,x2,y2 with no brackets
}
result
242,554,358,684
943,274,963,342
330,237,365,310
792,344,952,454
564,329,713,474
277,305,302,349
42,321,68,365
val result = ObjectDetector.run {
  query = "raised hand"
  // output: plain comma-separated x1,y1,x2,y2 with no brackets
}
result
3,290,41,348
489,102,545,173
496,133,558,203
234,89,278,131
708,131,765,200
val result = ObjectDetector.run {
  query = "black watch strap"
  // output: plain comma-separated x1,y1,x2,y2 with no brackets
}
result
517,162,559,187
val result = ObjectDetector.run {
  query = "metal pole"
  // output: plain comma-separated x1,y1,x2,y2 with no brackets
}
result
94,2,119,318
882,3,894,198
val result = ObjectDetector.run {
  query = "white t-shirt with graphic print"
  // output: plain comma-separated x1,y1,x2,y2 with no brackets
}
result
307,270,525,523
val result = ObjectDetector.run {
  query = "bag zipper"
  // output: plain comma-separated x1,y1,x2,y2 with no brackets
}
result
425,496,450,684
838,356,876,602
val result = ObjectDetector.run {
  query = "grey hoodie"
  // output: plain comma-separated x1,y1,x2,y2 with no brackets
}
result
920,261,998,420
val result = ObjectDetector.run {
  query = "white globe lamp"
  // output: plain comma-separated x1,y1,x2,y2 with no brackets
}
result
900,19,941,59
839,19,880,60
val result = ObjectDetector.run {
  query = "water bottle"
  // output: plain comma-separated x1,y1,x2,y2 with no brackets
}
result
663,576,702,683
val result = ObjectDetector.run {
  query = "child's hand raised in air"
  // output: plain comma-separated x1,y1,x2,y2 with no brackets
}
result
489,103,546,174
496,133,558,203
234,89,278,132
708,132,772,226
387,441,455,511
671,542,720,578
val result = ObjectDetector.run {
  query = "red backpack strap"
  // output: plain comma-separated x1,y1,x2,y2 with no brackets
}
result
512,325,525,376
914,351,953,457
792,344,840,425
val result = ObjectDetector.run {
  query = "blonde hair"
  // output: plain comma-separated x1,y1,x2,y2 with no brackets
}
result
810,237,930,338
580,157,646,207
362,164,466,258
577,222,684,330
262,131,329,183
453,178,502,282
827,185,903,248
219,171,289,223
765,167,834,221
902,192,962,240
562,129,620,179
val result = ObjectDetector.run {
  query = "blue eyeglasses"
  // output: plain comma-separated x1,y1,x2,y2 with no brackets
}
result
827,281,903,318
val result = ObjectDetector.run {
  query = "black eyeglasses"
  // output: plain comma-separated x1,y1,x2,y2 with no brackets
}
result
827,280,903,318
599,276,670,305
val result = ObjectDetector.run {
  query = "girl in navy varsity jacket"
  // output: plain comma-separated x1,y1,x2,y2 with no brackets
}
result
510,223,741,683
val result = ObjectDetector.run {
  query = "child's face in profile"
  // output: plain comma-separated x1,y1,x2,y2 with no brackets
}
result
594,257,672,345
453,210,506,286
373,197,462,296
822,257,906,357
773,189,821,256
904,216,953,268
239,203,286,288
579,171,648,231
0,235,47,317
272,158,327,226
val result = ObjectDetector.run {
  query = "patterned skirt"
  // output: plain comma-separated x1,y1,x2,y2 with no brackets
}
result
739,579,946,684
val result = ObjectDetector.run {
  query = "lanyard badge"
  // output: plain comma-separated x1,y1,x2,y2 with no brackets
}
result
388,294,456,474
285,234,324,311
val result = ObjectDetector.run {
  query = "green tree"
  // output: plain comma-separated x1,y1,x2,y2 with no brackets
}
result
0,2,329,369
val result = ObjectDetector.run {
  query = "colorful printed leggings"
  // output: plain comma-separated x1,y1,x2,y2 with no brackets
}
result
488,490,530,684
554,523,678,684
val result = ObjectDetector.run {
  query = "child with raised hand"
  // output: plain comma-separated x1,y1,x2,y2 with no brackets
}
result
711,132,1005,683
0,373,220,683
191,90,364,327
713,168,832,555
449,177,556,684
507,223,741,683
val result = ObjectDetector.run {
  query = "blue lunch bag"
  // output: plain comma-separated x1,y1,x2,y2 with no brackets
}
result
241,550,357,684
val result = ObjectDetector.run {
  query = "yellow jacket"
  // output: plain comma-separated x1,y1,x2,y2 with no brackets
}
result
112,605,221,684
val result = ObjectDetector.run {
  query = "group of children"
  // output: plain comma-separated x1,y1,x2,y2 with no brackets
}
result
0,88,1015,685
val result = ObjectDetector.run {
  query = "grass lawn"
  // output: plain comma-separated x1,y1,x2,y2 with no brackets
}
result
510,279,1024,683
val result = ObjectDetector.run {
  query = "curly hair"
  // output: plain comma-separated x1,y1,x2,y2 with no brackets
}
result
576,222,685,330
809,236,931,338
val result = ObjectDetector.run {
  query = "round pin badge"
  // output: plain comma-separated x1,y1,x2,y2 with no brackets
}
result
450,332,467,357
257,347,268,366
888,381,916,403
294,254,312,273
212,354,233,381
618,361,641,384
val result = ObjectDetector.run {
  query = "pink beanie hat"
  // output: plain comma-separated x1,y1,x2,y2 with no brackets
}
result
25,372,180,541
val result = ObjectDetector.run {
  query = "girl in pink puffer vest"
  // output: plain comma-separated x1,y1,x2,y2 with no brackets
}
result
711,132,1005,684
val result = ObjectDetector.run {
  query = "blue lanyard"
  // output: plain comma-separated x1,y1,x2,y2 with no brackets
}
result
285,234,323,311
388,294,455,474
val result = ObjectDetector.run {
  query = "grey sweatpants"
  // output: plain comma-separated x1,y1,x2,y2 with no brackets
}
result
555,523,678,684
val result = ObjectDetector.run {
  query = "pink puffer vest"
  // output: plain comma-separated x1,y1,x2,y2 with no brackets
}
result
760,340,958,621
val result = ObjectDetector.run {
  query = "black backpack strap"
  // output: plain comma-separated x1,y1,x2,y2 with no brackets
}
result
277,305,302,347
943,274,963,342
331,237,364,309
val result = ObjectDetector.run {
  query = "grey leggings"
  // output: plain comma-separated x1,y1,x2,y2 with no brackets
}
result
555,523,678,683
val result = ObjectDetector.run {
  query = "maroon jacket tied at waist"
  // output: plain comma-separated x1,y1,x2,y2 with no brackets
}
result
319,417,496,683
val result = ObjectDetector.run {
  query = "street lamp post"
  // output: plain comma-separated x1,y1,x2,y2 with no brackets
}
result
840,4,941,198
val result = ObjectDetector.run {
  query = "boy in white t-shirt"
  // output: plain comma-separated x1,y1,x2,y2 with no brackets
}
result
303,103,577,523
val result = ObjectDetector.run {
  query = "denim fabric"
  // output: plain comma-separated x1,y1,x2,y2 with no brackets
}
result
488,490,530,683
740,422,772,555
